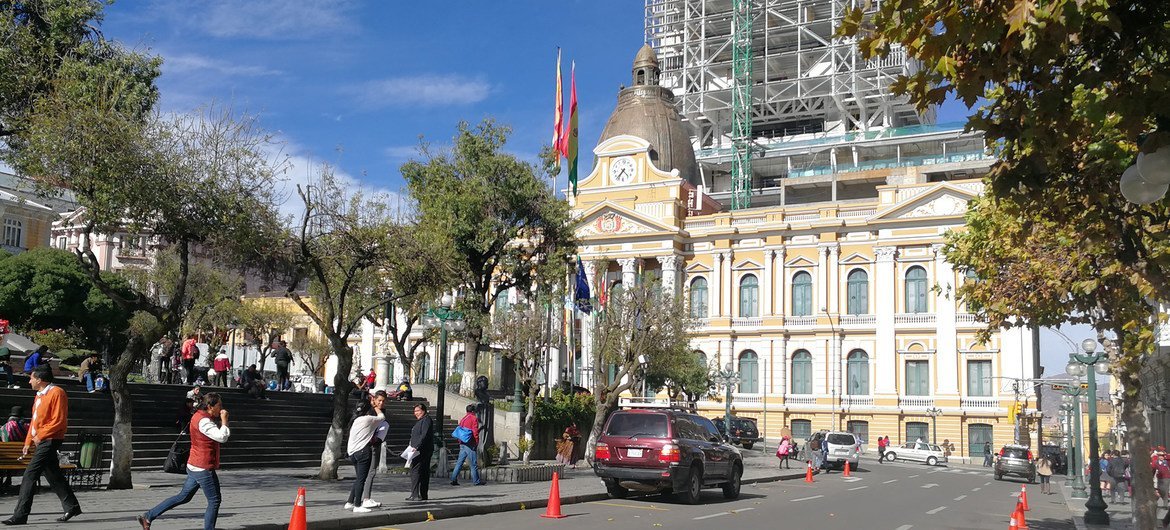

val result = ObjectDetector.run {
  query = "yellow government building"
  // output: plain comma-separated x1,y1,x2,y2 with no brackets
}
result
566,45,1037,463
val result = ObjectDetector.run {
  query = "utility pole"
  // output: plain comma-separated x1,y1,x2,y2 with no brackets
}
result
1032,326,1043,452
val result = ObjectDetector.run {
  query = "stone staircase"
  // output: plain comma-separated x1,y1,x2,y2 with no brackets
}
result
0,377,459,472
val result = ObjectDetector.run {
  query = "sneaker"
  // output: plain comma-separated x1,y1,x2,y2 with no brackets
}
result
136,514,151,529
343,502,354,510
360,499,381,508
353,506,372,513
450,480,459,486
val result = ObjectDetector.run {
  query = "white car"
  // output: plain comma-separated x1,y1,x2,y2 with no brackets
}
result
883,441,948,466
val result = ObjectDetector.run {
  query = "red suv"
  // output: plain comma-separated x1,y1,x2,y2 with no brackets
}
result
592,408,743,504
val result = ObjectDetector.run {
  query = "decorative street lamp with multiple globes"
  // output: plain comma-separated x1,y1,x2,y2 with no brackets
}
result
420,294,466,476
1066,338,1111,525
1119,128,1170,205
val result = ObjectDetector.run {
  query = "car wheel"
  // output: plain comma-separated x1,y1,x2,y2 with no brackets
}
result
605,480,628,499
926,456,938,466
675,465,703,505
995,473,1003,481
722,463,742,499
742,442,754,450
885,452,897,462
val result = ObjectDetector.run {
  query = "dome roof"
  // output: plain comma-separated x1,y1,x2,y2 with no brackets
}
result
597,47,699,186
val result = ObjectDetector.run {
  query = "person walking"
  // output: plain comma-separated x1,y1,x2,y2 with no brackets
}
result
137,392,230,530
776,435,792,469
156,338,174,385
1036,452,1054,495
272,341,293,391
1107,450,1129,503
450,404,484,486
877,435,887,464
3,366,82,525
180,335,199,385
983,441,993,467
212,350,231,387
1153,447,1170,509
406,403,434,501
345,392,388,513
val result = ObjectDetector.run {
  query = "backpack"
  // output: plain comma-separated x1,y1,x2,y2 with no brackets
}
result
810,439,821,451
2,419,28,443
452,426,473,444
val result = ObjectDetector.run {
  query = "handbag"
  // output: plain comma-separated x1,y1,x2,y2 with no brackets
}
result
451,425,473,444
162,427,190,475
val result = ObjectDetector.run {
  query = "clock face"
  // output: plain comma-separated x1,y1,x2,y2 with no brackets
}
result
609,157,636,184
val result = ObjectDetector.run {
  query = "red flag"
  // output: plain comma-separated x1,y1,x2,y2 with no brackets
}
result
552,48,565,166
563,62,579,195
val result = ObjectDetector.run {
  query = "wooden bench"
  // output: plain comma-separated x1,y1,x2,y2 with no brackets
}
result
0,441,78,495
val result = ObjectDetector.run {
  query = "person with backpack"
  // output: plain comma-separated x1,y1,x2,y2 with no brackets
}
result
1036,452,1054,494
776,435,792,469
180,335,198,385
2,406,28,443
877,435,887,464
272,341,293,391
212,350,231,387
1108,450,1130,503
450,404,484,486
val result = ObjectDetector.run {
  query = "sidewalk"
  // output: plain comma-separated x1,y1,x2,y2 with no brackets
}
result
1056,479,1148,530
0,456,805,529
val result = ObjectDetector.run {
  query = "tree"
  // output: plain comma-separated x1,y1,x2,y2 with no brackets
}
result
645,349,712,406
0,247,132,354
280,167,449,480
402,119,576,394
13,65,285,488
840,2,1170,525
582,276,694,461
288,332,330,377
488,298,554,464
1,0,160,149
231,297,299,372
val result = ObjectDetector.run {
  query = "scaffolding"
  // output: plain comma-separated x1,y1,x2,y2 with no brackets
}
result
730,0,754,210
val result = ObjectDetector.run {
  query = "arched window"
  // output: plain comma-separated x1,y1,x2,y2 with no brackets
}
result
738,274,759,317
846,420,869,446
453,353,465,375
791,350,812,394
905,266,928,313
790,419,812,440
689,277,709,318
906,421,929,445
846,269,868,315
791,271,813,316
415,353,430,384
494,288,511,315
968,424,994,457
738,350,759,393
846,350,869,395
696,350,708,370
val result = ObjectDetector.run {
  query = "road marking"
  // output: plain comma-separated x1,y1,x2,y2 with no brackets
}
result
883,479,898,484
967,471,982,475
972,487,981,491
849,485,869,491
926,506,947,515
921,483,939,489
692,507,754,520
953,495,967,501
895,526,913,530
909,474,919,478
929,469,940,474
844,477,862,482
791,495,825,502
984,482,991,486
596,502,668,511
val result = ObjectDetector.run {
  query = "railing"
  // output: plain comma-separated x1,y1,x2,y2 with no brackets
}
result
841,395,874,407
686,220,716,229
898,396,935,408
785,395,817,405
839,208,876,218
731,317,763,327
731,394,763,404
960,397,1000,409
955,313,984,325
692,318,710,328
732,216,767,226
895,313,936,324
841,314,876,325
785,315,817,326
785,212,821,221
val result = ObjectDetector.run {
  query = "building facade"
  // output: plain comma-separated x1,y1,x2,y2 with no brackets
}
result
0,171,71,254
566,45,1036,462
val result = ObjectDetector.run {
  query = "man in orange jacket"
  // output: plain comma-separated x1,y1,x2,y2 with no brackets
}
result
4,366,81,525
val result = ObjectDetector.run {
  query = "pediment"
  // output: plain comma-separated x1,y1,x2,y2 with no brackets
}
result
872,183,978,222
573,201,678,238
785,256,817,267
732,259,763,270
685,262,712,273
840,252,871,264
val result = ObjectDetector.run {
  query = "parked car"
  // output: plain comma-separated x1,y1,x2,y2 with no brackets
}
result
593,408,744,504
1040,444,1067,475
711,416,760,449
994,444,1036,483
883,441,948,466
805,430,862,470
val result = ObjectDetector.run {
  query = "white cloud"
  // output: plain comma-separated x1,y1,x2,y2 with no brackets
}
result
198,0,355,40
163,53,283,77
347,75,492,108
269,138,409,225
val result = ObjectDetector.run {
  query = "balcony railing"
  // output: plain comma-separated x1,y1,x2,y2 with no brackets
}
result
960,397,999,409
895,313,936,324
785,315,817,326
841,314,876,325
955,313,984,325
731,317,763,327
785,395,817,405
898,396,935,408
841,395,874,407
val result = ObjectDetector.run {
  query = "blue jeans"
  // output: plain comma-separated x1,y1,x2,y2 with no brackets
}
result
451,444,481,484
145,469,221,530
83,373,101,392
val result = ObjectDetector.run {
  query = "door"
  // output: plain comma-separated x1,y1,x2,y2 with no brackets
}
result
690,415,730,479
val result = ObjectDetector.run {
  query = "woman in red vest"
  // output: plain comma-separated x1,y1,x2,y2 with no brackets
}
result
136,393,230,530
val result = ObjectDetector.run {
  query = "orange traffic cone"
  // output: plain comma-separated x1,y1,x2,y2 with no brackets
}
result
805,461,815,483
1008,509,1018,530
540,472,567,519
1019,484,1030,511
1014,501,1029,529
843,460,851,477
288,487,307,530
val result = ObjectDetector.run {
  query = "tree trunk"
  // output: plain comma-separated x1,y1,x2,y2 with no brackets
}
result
107,336,150,489
1120,385,1157,527
461,330,481,395
585,388,624,466
319,342,353,480
522,386,538,465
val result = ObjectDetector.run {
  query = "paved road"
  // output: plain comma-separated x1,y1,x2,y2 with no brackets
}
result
389,460,1075,530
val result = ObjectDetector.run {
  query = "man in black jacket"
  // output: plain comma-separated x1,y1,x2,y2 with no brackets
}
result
272,341,293,391
406,403,434,501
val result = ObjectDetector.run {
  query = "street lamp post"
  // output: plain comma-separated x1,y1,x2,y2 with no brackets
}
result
420,294,466,477
1059,391,1088,498
714,362,740,439
1067,338,1111,524
925,407,942,445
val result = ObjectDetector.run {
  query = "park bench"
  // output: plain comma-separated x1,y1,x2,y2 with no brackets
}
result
0,441,77,495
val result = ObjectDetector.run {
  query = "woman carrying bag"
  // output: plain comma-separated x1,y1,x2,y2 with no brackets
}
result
776,435,792,469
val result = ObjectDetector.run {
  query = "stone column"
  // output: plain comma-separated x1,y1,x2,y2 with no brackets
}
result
875,246,898,395
933,243,959,395
775,247,787,317
778,336,789,395
710,253,723,317
817,245,829,312
722,251,734,318
581,260,597,389
657,254,680,296
618,257,639,288
827,244,840,314
763,249,775,315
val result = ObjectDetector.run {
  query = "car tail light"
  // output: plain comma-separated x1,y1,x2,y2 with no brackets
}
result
659,444,680,463
999,448,1005,457
595,443,610,461
1026,451,1033,460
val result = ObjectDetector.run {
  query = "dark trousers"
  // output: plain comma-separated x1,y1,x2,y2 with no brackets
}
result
276,364,290,391
183,359,196,384
11,439,81,521
347,448,372,505
409,451,432,500
214,371,229,387
145,468,221,530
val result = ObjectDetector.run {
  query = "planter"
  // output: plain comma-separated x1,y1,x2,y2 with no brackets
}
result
453,463,565,483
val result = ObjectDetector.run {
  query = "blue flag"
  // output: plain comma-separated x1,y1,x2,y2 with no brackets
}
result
574,256,592,314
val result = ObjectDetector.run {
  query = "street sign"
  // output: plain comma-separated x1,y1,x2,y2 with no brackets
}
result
1050,383,1089,391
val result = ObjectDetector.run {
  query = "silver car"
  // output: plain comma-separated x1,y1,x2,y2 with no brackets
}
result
884,441,948,466
805,430,862,470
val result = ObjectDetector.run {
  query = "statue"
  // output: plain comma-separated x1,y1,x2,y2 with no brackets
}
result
474,375,495,465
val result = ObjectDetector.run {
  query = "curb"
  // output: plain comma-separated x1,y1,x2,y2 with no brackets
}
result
239,470,808,529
